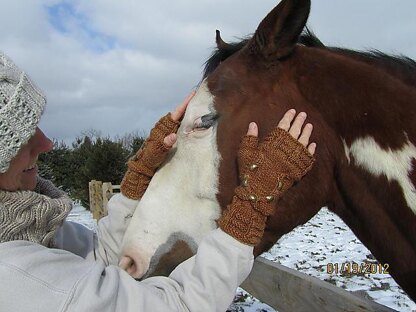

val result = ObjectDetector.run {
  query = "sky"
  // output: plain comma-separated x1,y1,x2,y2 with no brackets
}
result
1,0,416,143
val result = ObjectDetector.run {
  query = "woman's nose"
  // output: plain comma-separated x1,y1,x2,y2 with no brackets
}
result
34,128,53,154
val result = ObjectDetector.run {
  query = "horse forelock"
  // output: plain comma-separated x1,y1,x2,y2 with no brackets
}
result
203,38,250,79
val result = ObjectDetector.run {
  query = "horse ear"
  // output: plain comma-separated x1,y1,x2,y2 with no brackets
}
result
250,0,310,60
216,30,233,51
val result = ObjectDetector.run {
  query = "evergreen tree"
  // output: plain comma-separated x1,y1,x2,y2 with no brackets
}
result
38,130,146,209
38,140,72,192
84,137,129,185
129,136,145,157
70,135,94,207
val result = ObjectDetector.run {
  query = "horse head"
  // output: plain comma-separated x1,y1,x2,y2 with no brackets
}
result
119,0,328,278
119,0,416,301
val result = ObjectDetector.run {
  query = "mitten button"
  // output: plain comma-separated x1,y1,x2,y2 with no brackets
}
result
241,177,249,187
266,195,274,202
249,164,258,171
277,180,283,191
249,194,257,202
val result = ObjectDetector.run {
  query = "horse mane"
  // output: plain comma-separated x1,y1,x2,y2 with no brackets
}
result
203,38,250,79
203,27,416,85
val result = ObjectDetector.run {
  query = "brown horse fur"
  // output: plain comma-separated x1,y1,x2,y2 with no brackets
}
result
204,0,416,301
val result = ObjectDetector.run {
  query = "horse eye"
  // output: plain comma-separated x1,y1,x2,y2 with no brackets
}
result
194,112,219,129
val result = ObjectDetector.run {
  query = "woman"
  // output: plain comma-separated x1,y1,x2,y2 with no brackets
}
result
0,51,316,312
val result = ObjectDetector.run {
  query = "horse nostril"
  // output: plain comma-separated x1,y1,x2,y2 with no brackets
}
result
119,253,148,279
119,256,136,275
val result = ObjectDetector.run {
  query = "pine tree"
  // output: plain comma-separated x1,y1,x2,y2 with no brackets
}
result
38,131,146,209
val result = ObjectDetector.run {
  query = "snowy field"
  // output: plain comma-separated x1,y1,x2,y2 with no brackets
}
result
68,204,415,312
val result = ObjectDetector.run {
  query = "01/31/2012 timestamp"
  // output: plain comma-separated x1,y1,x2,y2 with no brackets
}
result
326,262,389,275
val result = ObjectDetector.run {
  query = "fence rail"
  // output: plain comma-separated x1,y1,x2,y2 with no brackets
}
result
88,180,396,312
241,257,395,312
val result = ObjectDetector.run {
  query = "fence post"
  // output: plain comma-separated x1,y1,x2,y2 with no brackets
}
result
89,180,104,221
102,182,113,217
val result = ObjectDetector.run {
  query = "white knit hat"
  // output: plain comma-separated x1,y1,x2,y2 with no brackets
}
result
0,51,46,173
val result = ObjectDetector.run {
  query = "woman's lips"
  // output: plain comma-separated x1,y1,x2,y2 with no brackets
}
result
23,165,37,172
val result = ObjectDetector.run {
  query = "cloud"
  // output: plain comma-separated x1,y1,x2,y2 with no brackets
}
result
1,0,415,143
46,2,117,52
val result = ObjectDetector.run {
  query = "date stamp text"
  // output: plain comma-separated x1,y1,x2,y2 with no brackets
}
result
326,262,389,275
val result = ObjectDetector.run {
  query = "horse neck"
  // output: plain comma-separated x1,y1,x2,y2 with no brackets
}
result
292,46,416,149
333,162,416,296
286,47,416,285
331,47,416,89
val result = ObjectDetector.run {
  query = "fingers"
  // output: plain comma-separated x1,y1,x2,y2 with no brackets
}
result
171,91,196,121
277,109,296,131
289,112,308,139
307,142,317,156
298,122,312,146
240,123,259,152
298,123,316,155
162,91,195,147
278,109,317,155
246,122,258,137
163,133,177,147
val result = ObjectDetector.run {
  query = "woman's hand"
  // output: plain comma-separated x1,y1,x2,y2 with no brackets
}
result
163,91,195,147
246,109,316,155
120,92,195,200
218,109,316,246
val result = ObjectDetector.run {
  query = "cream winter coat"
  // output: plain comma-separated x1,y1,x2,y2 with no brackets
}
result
0,193,253,312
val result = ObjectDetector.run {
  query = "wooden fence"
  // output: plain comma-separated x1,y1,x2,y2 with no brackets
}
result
241,257,395,312
88,180,396,312
89,180,120,220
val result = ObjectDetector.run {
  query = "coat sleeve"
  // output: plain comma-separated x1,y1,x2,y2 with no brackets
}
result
143,229,254,312
55,193,138,265
71,229,253,312
95,193,138,265
0,229,253,312
52,194,254,311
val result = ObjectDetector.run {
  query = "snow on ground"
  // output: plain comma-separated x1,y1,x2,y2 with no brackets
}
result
69,204,415,312
229,208,416,312
67,202,97,231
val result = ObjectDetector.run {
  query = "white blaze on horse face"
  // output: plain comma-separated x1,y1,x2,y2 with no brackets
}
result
119,80,221,278
343,135,416,214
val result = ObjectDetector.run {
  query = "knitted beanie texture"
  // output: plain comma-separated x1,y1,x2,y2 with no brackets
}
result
0,51,46,173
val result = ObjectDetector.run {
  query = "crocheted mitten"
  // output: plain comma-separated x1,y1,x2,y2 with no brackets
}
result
218,127,315,246
120,113,180,199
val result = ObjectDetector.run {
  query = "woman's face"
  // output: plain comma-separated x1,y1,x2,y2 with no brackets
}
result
0,128,53,191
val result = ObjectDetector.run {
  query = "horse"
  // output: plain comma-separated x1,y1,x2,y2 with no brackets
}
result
119,0,416,301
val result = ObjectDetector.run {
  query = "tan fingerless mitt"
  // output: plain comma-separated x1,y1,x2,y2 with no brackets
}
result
120,113,180,199
218,127,315,246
